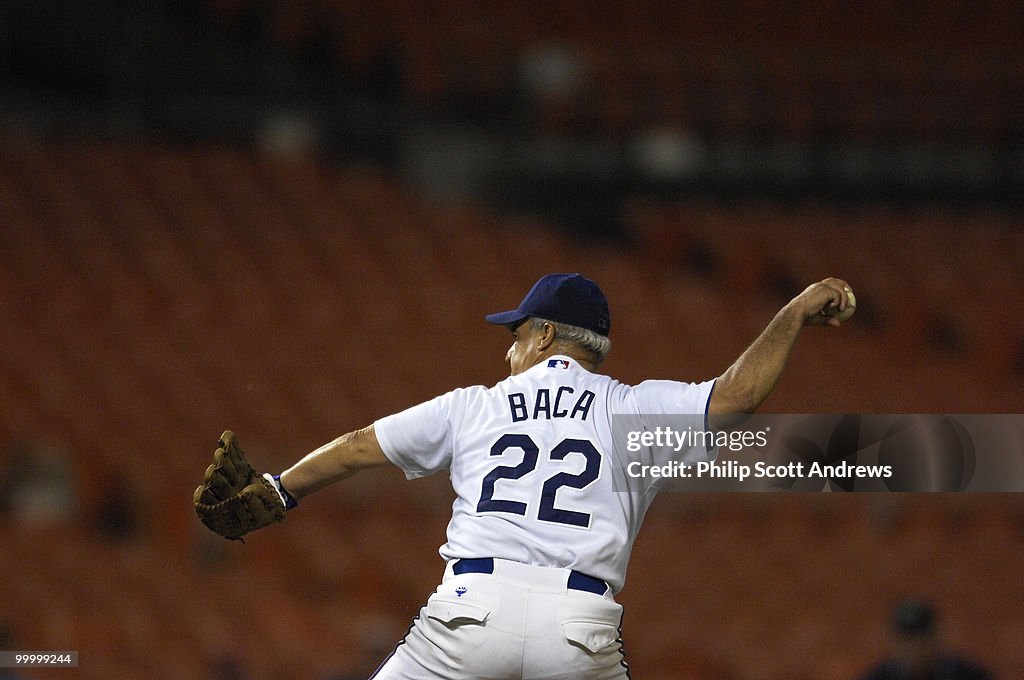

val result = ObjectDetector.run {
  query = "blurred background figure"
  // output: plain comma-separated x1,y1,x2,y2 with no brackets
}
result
0,440,75,528
859,599,993,680
0,620,26,680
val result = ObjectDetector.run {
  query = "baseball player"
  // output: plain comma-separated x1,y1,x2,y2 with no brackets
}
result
195,273,855,679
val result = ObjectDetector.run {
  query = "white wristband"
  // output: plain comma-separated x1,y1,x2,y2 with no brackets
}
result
262,473,289,509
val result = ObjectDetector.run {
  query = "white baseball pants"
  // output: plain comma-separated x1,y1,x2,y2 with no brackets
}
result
369,558,630,680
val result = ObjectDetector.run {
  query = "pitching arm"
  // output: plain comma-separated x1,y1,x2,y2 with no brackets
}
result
709,277,854,416
280,425,391,499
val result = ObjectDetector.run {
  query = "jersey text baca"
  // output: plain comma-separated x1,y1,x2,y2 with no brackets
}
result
507,387,595,422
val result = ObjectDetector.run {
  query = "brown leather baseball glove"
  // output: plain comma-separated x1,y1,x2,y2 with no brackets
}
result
193,431,286,541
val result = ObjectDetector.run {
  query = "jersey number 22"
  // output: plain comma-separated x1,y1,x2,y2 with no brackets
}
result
477,434,601,528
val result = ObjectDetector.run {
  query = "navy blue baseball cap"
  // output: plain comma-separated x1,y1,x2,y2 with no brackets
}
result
485,273,611,337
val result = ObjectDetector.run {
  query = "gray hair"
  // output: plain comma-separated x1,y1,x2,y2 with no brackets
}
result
529,317,611,365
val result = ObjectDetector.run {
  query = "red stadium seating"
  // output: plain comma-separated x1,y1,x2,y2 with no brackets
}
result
1,140,1022,679
222,0,1024,142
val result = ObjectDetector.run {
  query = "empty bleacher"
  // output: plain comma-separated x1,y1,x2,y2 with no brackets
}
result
1,140,1023,679
200,0,1024,143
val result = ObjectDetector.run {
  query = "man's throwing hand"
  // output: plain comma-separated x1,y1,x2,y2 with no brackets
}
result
789,278,856,327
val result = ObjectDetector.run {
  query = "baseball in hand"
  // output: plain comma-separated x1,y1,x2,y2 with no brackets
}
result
833,288,856,322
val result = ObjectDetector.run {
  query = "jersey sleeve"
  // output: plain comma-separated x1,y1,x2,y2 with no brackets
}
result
627,378,719,465
374,391,457,479
632,378,717,421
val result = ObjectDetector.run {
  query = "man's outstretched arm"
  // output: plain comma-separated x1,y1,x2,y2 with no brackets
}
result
193,426,390,540
709,277,854,416
280,425,391,499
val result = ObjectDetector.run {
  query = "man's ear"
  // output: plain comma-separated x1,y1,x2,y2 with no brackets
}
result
537,322,556,350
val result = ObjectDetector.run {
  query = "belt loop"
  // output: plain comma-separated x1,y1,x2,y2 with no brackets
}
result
452,558,494,575
567,570,608,596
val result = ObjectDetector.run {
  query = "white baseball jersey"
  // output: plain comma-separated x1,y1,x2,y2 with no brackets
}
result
374,355,716,594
